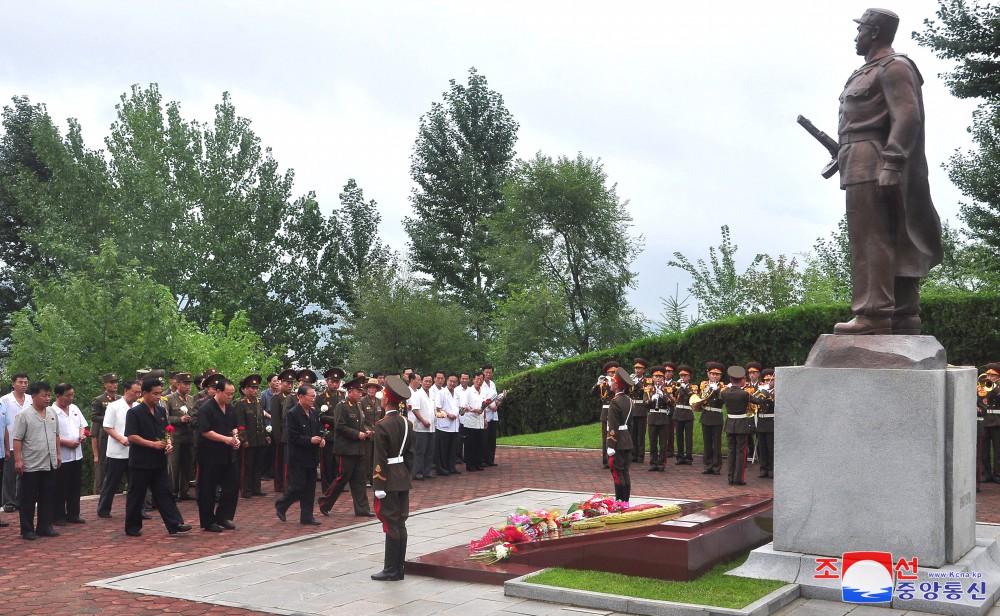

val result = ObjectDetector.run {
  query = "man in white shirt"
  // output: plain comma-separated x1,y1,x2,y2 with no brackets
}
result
434,374,462,476
407,374,436,480
456,372,471,467
481,365,500,467
53,383,88,525
1,373,31,514
97,380,141,518
461,371,487,472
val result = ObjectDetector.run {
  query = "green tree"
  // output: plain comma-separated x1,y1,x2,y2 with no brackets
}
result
489,153,643,372
668,225,755,321
347,270,483,373
657,284,700,334
403,67,518,339
331,178,396,318
800,217,852,305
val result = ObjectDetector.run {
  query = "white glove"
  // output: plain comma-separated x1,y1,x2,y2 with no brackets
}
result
375,490,386,500
606,448,616,457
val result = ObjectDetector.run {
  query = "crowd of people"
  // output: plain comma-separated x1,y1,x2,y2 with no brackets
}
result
0,364,507,541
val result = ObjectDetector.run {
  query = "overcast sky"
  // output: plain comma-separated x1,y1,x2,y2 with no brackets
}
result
1,1,980,325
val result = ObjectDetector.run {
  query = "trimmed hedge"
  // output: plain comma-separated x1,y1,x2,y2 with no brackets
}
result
496,294,1000,437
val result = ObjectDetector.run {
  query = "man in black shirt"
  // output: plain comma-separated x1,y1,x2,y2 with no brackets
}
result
275,383,324,525
196,376,240,532
123,378,191,537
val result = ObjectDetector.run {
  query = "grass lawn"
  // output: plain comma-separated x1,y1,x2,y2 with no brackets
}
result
525,553,785,609
499,421,734,457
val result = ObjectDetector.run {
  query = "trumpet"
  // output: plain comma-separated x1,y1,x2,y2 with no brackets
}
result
979,373,997,397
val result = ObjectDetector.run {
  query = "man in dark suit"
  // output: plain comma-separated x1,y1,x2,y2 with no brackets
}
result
196,376,240,532
275,383,324,525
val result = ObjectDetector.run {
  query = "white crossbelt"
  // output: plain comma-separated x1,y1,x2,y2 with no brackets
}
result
387,456,404,464
618,425,628,430
648,409,670,414
727,414,749,419
988,410,1000,415
387,415,409,464
703,407,723,412
758,414,774,418
675,405,692,410
601,405,609,409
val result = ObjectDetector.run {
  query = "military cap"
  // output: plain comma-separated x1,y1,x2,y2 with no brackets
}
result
727,365,747,380
194,374,205,388
365,377,381,389
240,374,262,389
100,372,119,383
136,367,152,379
762,368,775,378
174,372,193,383
854,8,898,29
383,375,411,406
706,361,725,375
602,360,620,374
147,369,167,384
745,362,762,374
662,361,677,372
650,365,666,377
676,364,693,376
278,368,297,382
296,369,317,384
613,366,635,388
632,358,649,369
323,367,346,381
204,367,220,376
985,364,1000,377
203,373,226,390
344,376,366,391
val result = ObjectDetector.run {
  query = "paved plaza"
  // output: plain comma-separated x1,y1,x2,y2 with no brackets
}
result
5,446,1000,615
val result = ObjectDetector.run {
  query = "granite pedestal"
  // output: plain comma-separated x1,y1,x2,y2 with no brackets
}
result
729,335,995,615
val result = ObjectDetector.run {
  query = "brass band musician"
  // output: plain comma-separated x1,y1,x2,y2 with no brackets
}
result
672,365,697,465
645,365,674,472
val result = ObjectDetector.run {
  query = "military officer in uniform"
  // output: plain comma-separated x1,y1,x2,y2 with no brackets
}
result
319,376,375,517
233,374,269,498
672,365,697,465
721,366,767,486
591,361,619,469
756,369,776,478
90,373,119,494
699,362,726,476
744,362,763,462
317,367,346,493
164,372,197,500
628,358,651,463
371,375,414,582
980,364,1000,485
268,369,296,492
833,8,942,335
606,367,635,502
645,365,674,472
361,377,381,484
661,362,677,459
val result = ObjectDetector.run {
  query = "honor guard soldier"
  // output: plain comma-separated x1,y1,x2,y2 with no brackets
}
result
672,365,696,465
629,358,651,463
606,367,635,502
90,373,119,494
756,369,776,478
980,364,1000,485
233,374,268,497
661,362,677,459
269,369,297,492
645,365,674,472
319,376,375,517
361,378,382,484
318,367,346,492
591,361,619,469
698,362,726,475
164,373,197,500
721,366,766,485
371,376,415,582
744,362,763,462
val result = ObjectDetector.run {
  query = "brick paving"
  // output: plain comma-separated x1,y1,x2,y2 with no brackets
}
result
3,446,998,615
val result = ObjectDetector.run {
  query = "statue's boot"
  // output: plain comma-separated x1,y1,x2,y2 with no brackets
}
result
891,315,921,335
833,316,891,335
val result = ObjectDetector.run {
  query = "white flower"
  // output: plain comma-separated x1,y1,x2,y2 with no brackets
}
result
180,406,188,414
266,425,272,433
495,545,509,559
321,405,329,412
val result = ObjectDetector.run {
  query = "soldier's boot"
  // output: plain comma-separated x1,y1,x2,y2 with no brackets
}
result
397,535,408,580
371,537,402,581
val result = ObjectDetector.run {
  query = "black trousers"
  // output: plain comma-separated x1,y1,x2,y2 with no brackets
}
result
484,419,499,464
435,431,459,473
273,442,287,492
629,415,647,462
275,464,317,522
19,469,55,535
54,459,83,522
757,431,774,474
461,426,484,470
125,466,183,534
702,424,723,472
97,457,129,516
242,446,267,495
196,461,239,529
985,426,1000,479
647,421,669,467
319,454,370,515
600,409,609,466
675,420,694,460
727,433,749,483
